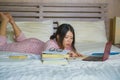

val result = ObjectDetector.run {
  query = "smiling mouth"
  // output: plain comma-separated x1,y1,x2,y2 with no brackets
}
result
66,44,70,46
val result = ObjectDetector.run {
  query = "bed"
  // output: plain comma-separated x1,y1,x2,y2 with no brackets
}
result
0,2,120,80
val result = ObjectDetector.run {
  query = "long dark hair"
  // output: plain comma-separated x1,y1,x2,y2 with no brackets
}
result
50,23,76,52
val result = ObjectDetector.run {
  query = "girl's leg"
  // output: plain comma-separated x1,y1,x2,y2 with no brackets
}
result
5,13,21,38
0,12,9,37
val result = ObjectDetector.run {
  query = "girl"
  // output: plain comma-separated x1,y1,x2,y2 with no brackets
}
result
0,12,82,57
44,23,82,57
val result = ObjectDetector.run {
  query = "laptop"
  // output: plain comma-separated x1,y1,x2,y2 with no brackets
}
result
82,42,112,61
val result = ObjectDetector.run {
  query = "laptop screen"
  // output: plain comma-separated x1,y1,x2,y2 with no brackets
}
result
102,42,112,61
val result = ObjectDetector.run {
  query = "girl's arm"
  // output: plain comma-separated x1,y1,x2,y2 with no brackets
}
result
44,40,59,50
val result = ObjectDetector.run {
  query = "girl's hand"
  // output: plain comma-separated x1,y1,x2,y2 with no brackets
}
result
69,51,83,57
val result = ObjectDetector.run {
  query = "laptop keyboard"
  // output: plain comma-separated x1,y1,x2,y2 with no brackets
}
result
83,56,103,61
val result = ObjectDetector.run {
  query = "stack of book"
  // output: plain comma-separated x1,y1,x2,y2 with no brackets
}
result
42,50,69,65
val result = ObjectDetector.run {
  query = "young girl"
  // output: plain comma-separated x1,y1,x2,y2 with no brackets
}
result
0,12,81,57
44,23,82,57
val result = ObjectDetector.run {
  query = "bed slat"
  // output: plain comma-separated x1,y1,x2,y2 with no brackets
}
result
0,2,107,21
0,2,109,39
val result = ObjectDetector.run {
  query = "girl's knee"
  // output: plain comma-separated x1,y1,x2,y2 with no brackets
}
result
0,36,7,46
0,41,7,46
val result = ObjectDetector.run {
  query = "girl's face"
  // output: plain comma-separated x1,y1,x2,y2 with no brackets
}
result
63,31,73,49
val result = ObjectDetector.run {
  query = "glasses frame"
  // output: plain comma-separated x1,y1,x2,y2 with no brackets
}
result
49,47,63,52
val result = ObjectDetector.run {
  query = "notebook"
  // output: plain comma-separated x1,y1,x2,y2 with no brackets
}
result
82,42,112,61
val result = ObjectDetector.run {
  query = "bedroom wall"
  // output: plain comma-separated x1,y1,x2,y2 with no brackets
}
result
0,0,120,18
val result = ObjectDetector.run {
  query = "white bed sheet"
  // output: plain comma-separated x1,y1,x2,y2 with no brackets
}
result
0,42,120,80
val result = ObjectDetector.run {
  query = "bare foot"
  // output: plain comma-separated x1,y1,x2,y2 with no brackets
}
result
0,12,9,22
4,13,15,24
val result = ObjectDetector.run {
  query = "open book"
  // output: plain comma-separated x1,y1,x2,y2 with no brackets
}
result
42,50,69,65
42,50,69,58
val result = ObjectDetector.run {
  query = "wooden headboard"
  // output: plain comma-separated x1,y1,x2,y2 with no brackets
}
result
0,2,109,39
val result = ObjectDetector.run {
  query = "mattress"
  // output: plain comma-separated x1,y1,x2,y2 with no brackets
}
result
0,42,120,80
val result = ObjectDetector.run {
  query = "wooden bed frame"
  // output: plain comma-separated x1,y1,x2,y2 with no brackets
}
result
0,2,109,39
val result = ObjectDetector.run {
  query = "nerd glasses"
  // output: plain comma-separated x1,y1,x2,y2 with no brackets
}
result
49,47,63,52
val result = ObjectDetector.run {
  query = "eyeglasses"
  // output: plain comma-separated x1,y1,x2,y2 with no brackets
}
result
49,47,63,52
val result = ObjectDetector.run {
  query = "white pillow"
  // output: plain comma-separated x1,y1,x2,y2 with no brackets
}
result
58,20,107,43
6,20,53,43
